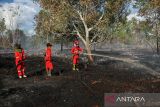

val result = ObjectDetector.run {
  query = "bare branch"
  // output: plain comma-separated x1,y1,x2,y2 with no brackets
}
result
91,34,99,42
76,10,90,38
88,12,104,31
90,35,109,46
73,22,86,44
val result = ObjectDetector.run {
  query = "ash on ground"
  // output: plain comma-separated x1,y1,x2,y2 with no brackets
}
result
0,49,160,107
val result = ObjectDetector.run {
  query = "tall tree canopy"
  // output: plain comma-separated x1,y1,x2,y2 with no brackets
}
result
136,0,160,53
35,0,130,62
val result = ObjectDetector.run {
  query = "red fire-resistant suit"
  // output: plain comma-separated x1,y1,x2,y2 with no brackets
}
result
45,47,53,71
71,46,83,64
15,49,26,77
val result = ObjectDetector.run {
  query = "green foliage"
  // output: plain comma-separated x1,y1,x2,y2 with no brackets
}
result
35,0,130,43
0,18,6,34
136,0,160,38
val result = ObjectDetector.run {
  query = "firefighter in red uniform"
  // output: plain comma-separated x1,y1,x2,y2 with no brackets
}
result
71,40,83,71
14,44,27,79
45,43,53,76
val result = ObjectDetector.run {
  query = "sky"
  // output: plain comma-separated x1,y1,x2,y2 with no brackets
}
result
0,0,40,36
0,0,13,3
127,0,145,21
0,0,144,36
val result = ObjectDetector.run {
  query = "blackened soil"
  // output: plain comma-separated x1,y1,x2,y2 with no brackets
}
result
0,53,160,107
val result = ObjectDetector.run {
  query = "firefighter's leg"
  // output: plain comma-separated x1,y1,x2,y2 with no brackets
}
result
22,69,27,78
49,62,53,76
72,64,76,71
48,70,51,76
48,68,51,77
21,63,27,78
72,56,76,71
46,62,49,76
46,68,49,76
46,62,52,76
75,57,79,71
18,71,22,78
45,68,50,79
48,68,52,76
76,64,79,71
17,65,22,79
47,71,50,76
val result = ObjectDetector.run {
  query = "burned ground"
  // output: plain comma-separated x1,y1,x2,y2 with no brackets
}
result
0,49,160,107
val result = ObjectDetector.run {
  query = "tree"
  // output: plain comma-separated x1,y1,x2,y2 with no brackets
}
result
35,0,130,62
0,18,6,35
14,29,26,47
0,18,7,47
136,0,160,53
5,30,13,47
6,5,22,46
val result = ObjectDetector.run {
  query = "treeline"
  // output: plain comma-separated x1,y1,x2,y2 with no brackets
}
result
0,18,27,48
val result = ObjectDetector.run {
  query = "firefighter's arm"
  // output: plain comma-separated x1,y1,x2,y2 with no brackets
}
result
47,56,51,61
45,49,48,61
71,48,74,54
15,53,21,64
79,48,83,54
16,57,21,63
45,56,52,61
48,50,52,61
45,54,49,61
45,52,51,61
15,52,20,60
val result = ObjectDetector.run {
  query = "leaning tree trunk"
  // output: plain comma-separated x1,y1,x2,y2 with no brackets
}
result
156,23,159,54
86,45,94,62
85,38,94,62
